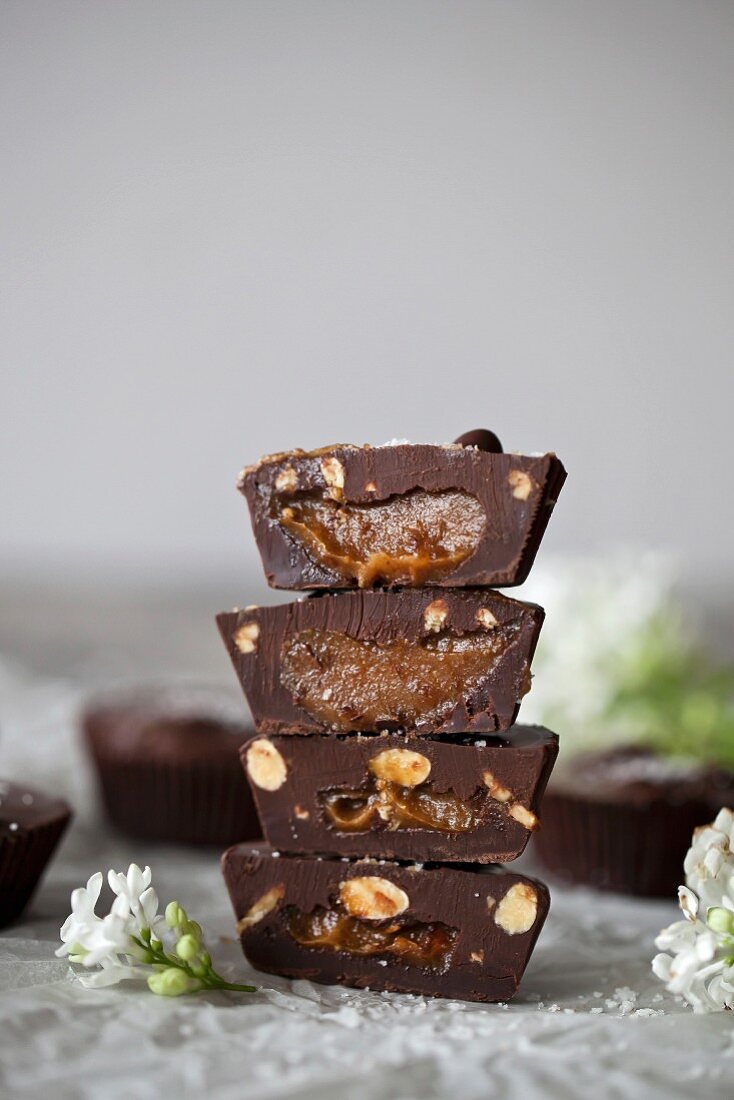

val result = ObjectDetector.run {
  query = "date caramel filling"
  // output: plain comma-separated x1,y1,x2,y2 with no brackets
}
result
280,625,520,731
321,781,485,833
286,904,457,970
276,489,486,587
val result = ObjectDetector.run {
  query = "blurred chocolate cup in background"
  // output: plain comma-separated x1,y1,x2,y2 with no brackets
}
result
533,746,734,898
82,684,260,847
0,779,72,928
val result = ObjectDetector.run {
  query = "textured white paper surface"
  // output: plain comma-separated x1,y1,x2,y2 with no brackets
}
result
1,665,733,1100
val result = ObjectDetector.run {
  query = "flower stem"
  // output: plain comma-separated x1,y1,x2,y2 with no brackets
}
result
131,935,255,995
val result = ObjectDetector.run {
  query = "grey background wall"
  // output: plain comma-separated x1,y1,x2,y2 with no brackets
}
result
3,1,733,597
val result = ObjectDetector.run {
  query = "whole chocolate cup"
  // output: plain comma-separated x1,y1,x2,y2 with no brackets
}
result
82,685,260,847
0,780,72,928
533,747,733,897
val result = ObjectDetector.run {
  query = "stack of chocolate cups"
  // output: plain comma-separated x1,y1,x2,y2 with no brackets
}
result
218,432,566,1002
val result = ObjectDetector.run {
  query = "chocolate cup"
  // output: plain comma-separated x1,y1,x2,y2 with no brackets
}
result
0,781,72,928
240,441,567,590
533,747,733,897
222,843,550,1003
82,685,261,847
242,726,559,864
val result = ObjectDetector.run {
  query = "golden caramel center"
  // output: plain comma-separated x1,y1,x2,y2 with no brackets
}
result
276,489,486,587
321,781,485,833
286,904,457,970
280,626,518,731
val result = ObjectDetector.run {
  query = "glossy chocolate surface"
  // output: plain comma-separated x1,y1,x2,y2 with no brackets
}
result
0,779,72,928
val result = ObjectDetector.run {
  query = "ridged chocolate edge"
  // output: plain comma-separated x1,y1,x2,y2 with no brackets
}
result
86,741,260,847
0,811,72,928
534,789,710,898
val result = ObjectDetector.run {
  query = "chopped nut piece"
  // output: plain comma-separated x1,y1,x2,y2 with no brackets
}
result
369,747,431,788
376,801,392,822
365,481,377,492
509,804,538,830
236,884,285,932
476,608,499,629
470,950,484,963
339,876,410,920
294,804,310,820
246,739,287,791
423,598,449,633
234,621,260,654
321,456,345,500
508,469,533,501
483,771,513,803
275,466,298,493
486,895,496,911
494,883,538,935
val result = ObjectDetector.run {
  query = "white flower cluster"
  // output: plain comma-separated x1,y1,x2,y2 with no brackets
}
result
56,864,162,988
519,552,678,749
57,863,255,996
652,809,734,1012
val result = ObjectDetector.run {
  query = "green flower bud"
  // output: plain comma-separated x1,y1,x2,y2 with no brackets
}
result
707,907,734,935
176,934,199,961
199,951,211,968
148,967,194,997
165,901,183,929
139,927,152,943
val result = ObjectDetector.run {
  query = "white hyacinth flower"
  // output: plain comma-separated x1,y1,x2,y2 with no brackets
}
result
653,808,734,1012
56,871,138,980
107,864,161,934
57,863,256,997
683,808,734,913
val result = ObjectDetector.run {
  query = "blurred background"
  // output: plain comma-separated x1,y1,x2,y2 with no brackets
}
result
2,0,734,691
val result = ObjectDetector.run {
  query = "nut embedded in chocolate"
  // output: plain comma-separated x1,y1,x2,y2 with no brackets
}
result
236,884,285,932
239,727,558,863
369,747,432,787
221,844,550,1002
245,739,287,791
339,876,410,919
494,882,538,934
217,588,544,735
239,440,566,589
